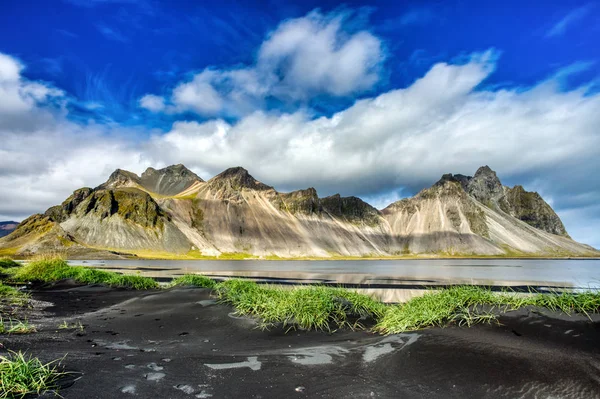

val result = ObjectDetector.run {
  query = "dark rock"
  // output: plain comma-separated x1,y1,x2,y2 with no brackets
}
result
499,185,569,237
467,166,504,204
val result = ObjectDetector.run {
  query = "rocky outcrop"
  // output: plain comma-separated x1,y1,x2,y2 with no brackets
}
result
1,164,597,258
466,165,504,204
499,185,569,237
320,195,381,226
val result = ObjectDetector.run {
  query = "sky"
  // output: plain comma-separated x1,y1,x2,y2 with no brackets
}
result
0,0,599,248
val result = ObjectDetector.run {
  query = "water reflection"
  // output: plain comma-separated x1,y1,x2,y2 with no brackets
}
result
70,259,600,290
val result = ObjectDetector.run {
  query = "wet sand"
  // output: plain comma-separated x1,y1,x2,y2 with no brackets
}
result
4,282,600,398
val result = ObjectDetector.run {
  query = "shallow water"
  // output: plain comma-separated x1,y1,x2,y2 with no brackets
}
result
72,259,600,289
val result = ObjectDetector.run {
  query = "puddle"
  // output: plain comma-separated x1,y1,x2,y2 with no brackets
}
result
121,385,136,394
174,384,195,394
94,339,138,350
286,346,349,365
362,334,419,363
145,372,166,381
205,356,261,371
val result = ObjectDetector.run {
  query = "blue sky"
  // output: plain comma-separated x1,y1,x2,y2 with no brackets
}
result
0,0,599,247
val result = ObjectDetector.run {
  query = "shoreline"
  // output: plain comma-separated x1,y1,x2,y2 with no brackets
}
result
12,254,600,261
4,283,600,398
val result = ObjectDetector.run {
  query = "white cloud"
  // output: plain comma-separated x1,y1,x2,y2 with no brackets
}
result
2,49,600,248
141,10,385,116
139,94,166,112
0,54,64,127
0,52,150,219
257,10,383,99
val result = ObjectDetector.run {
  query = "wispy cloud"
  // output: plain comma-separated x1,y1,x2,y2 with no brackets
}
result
398,8,435,25
546,5,592,37
55,29,78,39
96,24,129,42
379,7,436,31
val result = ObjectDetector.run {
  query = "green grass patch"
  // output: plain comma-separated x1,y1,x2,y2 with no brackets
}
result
375,286,600,334
58,320,84,331
0,351,67,398
215,280,385,331
0,283,28,306
170,274,216,288
12,257,158,290
0,318,36,334
0,258,20,277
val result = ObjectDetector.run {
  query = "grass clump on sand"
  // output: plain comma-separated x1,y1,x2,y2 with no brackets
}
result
0,351,67,399
215,280,386,331
375,286,600,334
0,283,29,306
12,257,158,290
0,318,36,334
170,274,216,289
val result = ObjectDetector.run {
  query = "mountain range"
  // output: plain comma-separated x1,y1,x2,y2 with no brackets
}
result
0,221,18,238
1,165,597,258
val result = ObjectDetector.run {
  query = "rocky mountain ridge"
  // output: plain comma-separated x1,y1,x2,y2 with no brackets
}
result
0,165,596,258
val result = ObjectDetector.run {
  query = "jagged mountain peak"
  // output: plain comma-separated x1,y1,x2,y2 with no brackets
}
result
433,173,472,191
140,164,203,196
141,164,201,179
97,165,203,196
99,169,141,190
467,165,504,203
208,167,273,191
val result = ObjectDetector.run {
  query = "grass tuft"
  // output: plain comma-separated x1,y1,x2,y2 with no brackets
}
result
0,351,67,399
214,280,384,331
375,286,600,334
0,318,36,334
12,257,158,290
58,320,84,331
170,274,216,289
0,258,20,277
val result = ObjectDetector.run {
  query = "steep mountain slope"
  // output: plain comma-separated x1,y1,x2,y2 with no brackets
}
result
160,167,390,257
0,221,18,238
0,164,597,258
381,170,591,256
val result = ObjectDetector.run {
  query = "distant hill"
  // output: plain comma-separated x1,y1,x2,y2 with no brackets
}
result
0,221,19,238
0,164,597,258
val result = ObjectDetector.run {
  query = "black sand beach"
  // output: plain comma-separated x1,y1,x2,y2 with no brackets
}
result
4,282,600,398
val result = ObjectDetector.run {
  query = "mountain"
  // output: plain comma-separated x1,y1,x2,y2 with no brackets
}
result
0,221,18,238
0,165,597,258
